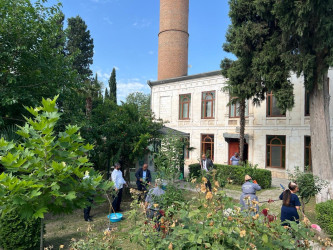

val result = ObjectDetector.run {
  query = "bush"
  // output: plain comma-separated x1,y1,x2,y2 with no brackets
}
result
316,200,333,237
0,210,43,250
188,163,272,189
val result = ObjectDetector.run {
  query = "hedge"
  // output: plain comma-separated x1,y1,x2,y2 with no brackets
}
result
316,200,333,238
188,163,272,189
0,210,43,250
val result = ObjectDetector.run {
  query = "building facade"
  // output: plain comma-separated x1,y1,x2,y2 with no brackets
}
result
148,70,333,178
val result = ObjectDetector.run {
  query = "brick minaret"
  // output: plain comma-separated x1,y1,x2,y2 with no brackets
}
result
158,0,189,80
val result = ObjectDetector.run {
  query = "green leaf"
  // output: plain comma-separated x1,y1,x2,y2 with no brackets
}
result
66,191,76,200
262,234,268,244
34,207,48,219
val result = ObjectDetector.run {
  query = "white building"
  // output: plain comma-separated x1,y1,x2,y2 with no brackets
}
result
148,70,333,178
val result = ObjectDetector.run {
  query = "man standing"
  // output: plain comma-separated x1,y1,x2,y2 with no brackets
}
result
230,152,240,165
135,163,152,191
83,171,93,222
200,154,214,191
111,163,127,212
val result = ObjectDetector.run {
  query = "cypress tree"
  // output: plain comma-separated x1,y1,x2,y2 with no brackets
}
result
108,68,117,103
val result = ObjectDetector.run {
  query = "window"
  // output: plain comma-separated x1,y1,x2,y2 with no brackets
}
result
304,136,312,171
229,98,249,118
305,90,310,116
266,135,286,168
179,94,191,120
202,91,215,119
201,134,214,160
266,92,285,117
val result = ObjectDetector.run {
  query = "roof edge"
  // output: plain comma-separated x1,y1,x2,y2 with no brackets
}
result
147,70,221,87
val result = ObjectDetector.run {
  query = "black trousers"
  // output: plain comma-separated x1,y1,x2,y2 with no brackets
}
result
112,188,123,212
206,179,212,191
83,198,93,220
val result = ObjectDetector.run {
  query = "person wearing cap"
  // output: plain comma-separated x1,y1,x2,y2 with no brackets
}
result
145,178,165,219
240,175,261,213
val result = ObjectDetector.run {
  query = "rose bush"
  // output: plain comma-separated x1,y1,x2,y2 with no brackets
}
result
130,178,325,249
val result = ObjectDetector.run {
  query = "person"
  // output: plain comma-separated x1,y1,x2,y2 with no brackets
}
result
240,175,261,213
200,154,214,191
230,152,240,165
111,163,128,212
83,171,93,222
279,182,301,226
145,178,165,219
135,163,152,191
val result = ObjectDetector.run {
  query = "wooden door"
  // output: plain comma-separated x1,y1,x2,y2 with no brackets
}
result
228,141,239,165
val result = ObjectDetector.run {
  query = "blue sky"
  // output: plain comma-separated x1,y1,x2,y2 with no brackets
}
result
55,0,233,102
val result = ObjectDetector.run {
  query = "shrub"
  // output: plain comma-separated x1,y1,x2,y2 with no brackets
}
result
130,178,316,249
316,200,333,237
188,163,272,189
0,210,43,250
288,167,328,213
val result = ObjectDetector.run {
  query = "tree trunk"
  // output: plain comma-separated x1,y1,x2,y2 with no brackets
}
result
239,99,246,163
310,74,333,203
85,96,92,117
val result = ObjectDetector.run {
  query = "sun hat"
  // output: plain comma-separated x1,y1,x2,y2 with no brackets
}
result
244,175,252,181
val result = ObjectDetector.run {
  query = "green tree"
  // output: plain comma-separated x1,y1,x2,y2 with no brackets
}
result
108,68,117,103
250,0,333,201
0,0,78,128
125,92,151,115
65,15,94,78
221,0,293,162
88,99,162,179
104,88,110,100
0,97,112,249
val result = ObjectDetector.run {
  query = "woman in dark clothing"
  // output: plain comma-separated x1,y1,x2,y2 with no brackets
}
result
279,182,301,226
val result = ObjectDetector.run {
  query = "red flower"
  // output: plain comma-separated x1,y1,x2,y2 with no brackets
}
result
262,209,268,217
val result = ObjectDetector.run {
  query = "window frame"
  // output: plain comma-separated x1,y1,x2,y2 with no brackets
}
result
304,136,312,172
266,91,286,117
179,94,191,120
266,135,286,169
201,134,214,161
229,98,249,118
201,91,216,119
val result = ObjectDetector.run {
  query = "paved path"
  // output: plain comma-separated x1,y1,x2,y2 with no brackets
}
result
178,177,291,214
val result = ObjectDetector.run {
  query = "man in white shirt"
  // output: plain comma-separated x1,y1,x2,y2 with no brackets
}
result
111,162,128,212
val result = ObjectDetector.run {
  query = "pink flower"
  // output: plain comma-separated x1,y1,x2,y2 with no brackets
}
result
311,224,322,232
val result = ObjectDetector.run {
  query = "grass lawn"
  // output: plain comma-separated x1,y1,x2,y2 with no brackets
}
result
44,199,142,249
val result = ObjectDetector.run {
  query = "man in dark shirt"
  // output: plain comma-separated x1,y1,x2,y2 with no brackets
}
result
135,163,152,191
200,154,214,191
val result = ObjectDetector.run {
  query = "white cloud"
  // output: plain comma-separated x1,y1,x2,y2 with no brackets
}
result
132,19,151,29
94,69,150,103
103,17,113,25
117,81,150,103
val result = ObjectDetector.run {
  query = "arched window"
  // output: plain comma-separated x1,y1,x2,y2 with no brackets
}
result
201,134,214,160
179,94,191,119
266,135,286,168
202,91,215,119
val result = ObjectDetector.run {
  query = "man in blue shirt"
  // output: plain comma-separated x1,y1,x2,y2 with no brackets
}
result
135,163,152,191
